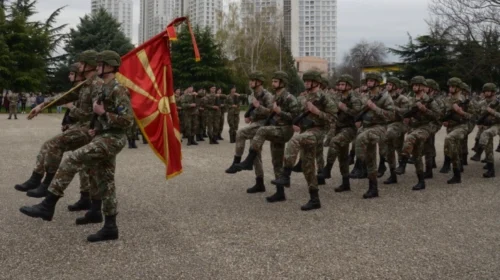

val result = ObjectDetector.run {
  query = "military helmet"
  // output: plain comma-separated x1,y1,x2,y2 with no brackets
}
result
459,82,470,93
321,77,330,88
400,80,409,90
302,70,322,83
482,83,497,92
337,74,354,87
386,77,401,88
96,50,121,67
77,50,98,67
69,63,80,73
272,71,289,86
447,77,462,87
426,79,438,91
365,71,383,83
360,78,366,85
410,76,427,86
249,71,265,83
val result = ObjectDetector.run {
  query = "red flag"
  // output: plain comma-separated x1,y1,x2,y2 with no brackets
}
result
116,17,199,179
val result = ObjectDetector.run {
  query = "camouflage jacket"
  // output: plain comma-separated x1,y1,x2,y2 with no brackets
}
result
337,90,363,128
181,93,199,115
175,94,183,113
226,93,246,115
407,94,442,129
444,93,471,126
360,89,394,127
249,88,273,123
196,92,206,115
268,89,300,126
218,94,227,113
204,93,223,115
93,78,134,134
390,92,411,123
479,97,500,125
297,90,338,131
7,92,19,104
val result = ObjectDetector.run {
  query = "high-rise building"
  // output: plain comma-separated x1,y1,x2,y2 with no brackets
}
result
287,0,338,70
180,0,223,34
241,0,283,21
91,0,133,40
139,0,177,44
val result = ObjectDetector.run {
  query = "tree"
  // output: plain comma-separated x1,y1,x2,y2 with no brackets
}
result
0,3,12,91
337,40,387,84
63,8,134,64
279,35,304,96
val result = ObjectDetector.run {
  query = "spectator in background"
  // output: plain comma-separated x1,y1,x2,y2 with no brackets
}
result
29,93,37,110
20,93,27,113
45,94,53,113
36,93,44,107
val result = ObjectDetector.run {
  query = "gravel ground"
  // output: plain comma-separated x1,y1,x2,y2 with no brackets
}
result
1,114,499,280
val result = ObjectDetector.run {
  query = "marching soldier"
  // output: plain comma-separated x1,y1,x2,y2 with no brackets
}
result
217,87,227,140
272,70,337,210
475,83,499,178
196,88,207,140
226,85,245,143
205,85,221,144
422,79,443,178
181,85,199,146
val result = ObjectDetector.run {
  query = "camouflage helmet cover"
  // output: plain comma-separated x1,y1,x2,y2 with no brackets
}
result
459,82,471,93
337,74,354,87
365,71,383,83
69,63,80,73
482,83,497,92
249,71,266,83
302,70,322,83
447,77,462,87
96,50,121,67
410,76,427,86
272,71,289,86
426,79,439,91
77,50,98,67
386,77,401,88
321,76,330,88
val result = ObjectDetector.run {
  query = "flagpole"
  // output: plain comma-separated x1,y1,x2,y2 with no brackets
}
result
28,80,86,119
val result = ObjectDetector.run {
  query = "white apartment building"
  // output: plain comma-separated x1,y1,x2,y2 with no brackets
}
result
288,0,338,70
182,0,223,34
139,0,177,44
91,0,133,40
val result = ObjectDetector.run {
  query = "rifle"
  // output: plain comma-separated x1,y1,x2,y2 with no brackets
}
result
402,98,434,119
244,91,264,118
441,99,470,123
477,98,500,126
292,95,326,126
354,93,384,123
90,93,106,129
264,95,285,126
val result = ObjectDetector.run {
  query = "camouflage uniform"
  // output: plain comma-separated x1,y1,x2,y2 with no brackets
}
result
205,89,222,143
217,91,227,139
355,72,394,199
272,70,337,211
181,91,200,145
476,83,500,177
226,89,245,143
196,90,207,138
176,92,184,136
421,79,442,178
7,91,19,119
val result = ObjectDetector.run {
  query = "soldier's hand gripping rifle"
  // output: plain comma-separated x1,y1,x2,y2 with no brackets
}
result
244,92,264,118
264,96,285,126
477,98,500,126
402,98,434,120
90,93,106,129
292,95,326,126
354,93,384,123
441,99,470,123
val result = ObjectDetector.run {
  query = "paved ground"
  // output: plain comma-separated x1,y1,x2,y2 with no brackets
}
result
1,113,500,280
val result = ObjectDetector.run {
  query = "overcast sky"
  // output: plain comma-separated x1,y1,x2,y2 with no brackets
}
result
33,0,431,64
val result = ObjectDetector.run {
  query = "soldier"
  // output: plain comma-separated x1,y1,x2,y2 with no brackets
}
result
181,85,199,146
196,88,208,140
400,80,409,95
321,74,362,191
354,72,394,199
381,77,410,184
460,82,476,167
272,70,337,210
234,71,299,201
226,85,244,143
349,78,369,179
395,76,441,190
175,88,184,138
474,83,499,178
439,77,471,184
421,79,444,178
7,90,19,119
225,72,273,194
15,50,103,199
471,89,488,161
204,85,222,144
315,77,332,185
217,87,227,140
20,50,134,242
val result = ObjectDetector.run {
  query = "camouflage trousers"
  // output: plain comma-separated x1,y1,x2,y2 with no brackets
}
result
402,126,432,173
315,133,326,171
384,122,408,169
33,126,91,175
198,111,206,135
8,104,17,118
355,125,386,178
178,110,184,135
79,169,91,193
461,121,476,156
250,125,293,179
326,127,357,176
218,111,225,135
207,111,221,138
227,113,240,139
423,123,441,161
444,124,469,168
184,113,199,137
479,125,500,163
126,121,138,141
475,126,485,141
49,134,126,216
235,122,264,177
284,128,326,191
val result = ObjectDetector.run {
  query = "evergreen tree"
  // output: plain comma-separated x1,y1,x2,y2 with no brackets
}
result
0,3,12,91
280,35,304,96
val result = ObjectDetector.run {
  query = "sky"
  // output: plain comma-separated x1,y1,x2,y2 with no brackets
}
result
32,0,431,64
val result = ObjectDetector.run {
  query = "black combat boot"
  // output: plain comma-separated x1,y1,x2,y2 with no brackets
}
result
348,149,355,165
247,176,266,193
496,142,500,153
484,163,489,169
300,190,321,211
76,200,103,225
439,156,451,173
27,173,55,198
447,168,462,184
377,157,387,178
271,167,292,186
359,162,368,179
187,136,194,146
292,159,303,173
217,133,224,140
383,168,398,184
19,192,61,221
229,133,235,143
432,157,437,169
334,176,351,192
424,159,433,179
349,159,362,178
395,157,408,175
196,134,205,142
462,153,468,166
182,134,188,139
470,147,484,161
142,136,148,144
14,171,43,192
266,185,286,203
363,175,379,199
483,163,495,178
407,156,415,164
87,214,119,243
225,156,242,174
322,161,334,179
412,172,426,191
189,136,198,145
128,139,133,148
317,174,326,185
472,139,479,152
130,139,138,149
67,191,91,212
235,149,258,171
